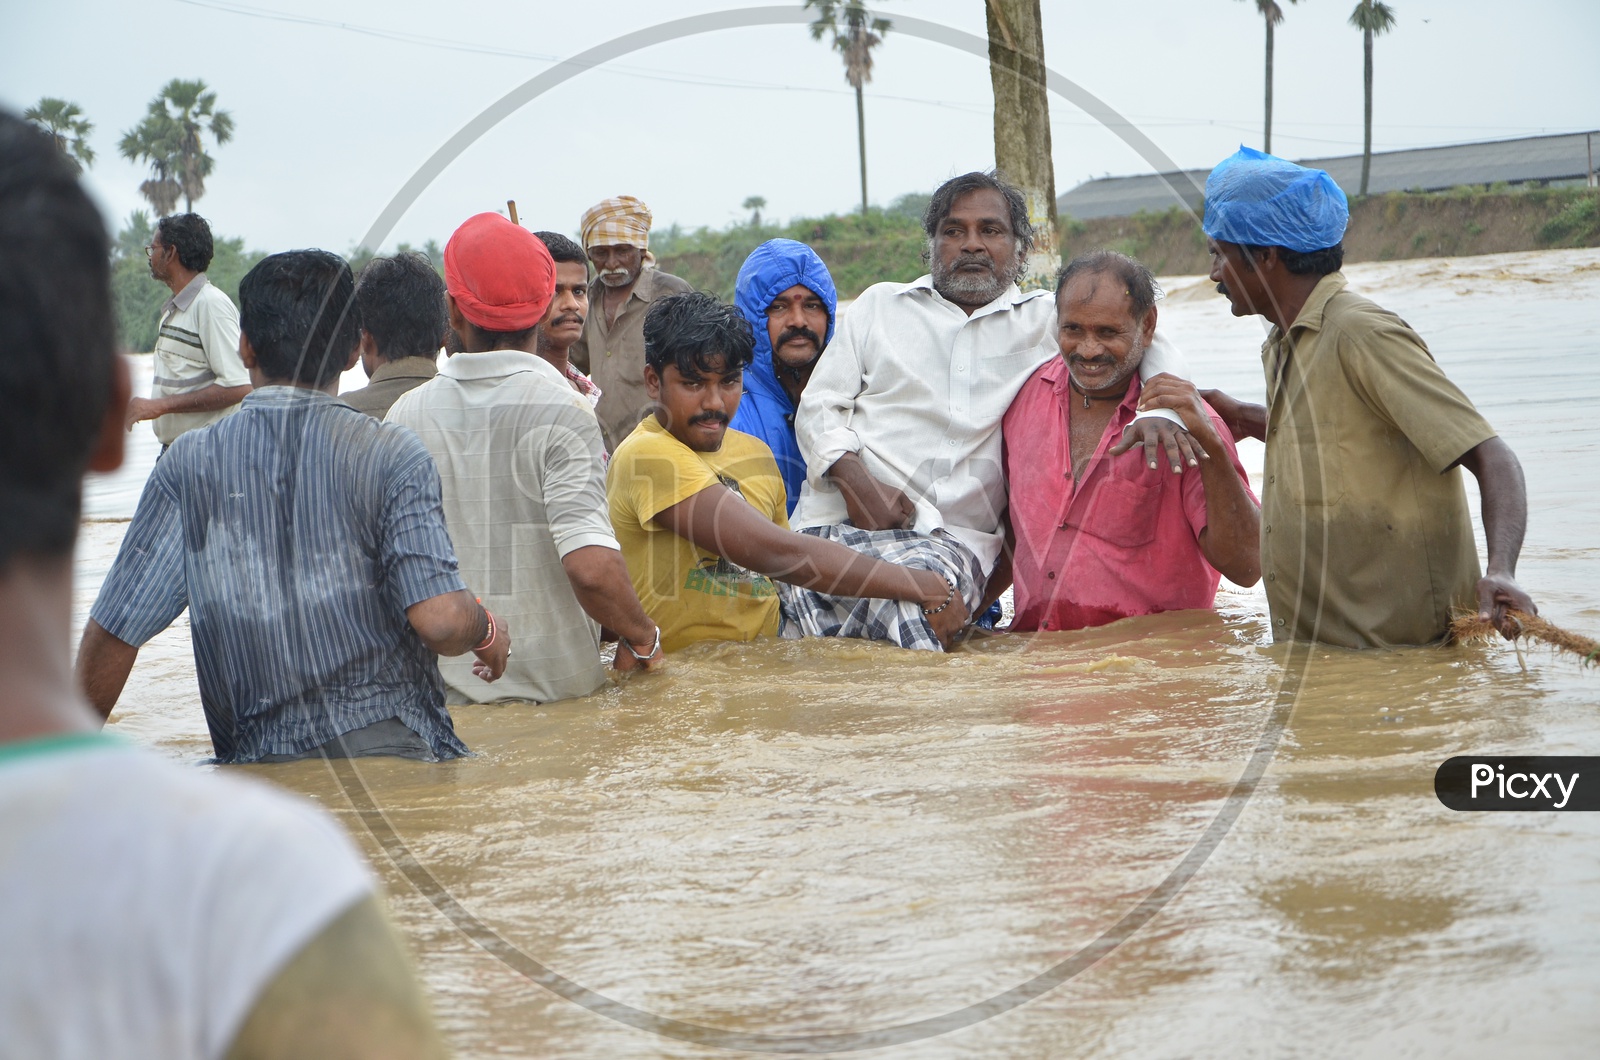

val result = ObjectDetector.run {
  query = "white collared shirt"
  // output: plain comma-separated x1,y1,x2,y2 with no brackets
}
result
792,276,1186,576
387,350,619,705
150,273,248,445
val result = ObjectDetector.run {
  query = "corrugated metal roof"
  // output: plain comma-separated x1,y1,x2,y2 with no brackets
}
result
1057,131,1600,220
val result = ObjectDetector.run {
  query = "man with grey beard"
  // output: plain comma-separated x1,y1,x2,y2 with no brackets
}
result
791,171,1194,630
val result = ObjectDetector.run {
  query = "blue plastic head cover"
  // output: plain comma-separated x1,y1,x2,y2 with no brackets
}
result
1202,145,1349,252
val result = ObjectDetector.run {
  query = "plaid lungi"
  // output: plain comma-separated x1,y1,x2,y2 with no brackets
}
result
777,526,985,652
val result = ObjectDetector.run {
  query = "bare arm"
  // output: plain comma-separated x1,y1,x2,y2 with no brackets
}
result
223,895,449,1060
125,383,252,429
406,589,508,682
75,619,140,722
1196,388,1267,444
655,483,969,646
1137,376,1261,586
825,451,916,532
1454,435,1536,638
561,545,664,670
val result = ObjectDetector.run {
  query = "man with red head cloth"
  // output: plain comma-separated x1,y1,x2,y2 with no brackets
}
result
389,213,663,704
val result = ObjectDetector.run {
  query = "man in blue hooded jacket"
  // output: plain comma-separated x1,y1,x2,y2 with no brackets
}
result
730,239,837,514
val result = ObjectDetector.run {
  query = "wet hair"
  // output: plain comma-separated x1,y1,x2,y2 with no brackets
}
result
534,230,588,268
643,292,754,378
922,170,1034,257
354,252,446,362
155,212,215,272
0,110,117,565
1239,241,1345,276
1055,249,1163,321
238,250,360,388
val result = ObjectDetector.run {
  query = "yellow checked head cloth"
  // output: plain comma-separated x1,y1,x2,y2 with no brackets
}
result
581,195,652,250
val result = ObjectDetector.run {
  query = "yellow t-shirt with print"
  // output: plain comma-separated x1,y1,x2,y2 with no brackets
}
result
607,416,789,652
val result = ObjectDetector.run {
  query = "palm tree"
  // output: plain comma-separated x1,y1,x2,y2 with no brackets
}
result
119,79,234,216
23,98,96,174
1237,0,1298,155
805,1,892,215
1350,0,1398,196
742,195,767,227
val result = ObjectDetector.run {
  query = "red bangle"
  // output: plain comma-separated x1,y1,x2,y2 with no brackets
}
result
473,608,497,652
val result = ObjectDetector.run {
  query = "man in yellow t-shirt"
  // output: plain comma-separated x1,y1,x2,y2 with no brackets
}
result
607,293,971,653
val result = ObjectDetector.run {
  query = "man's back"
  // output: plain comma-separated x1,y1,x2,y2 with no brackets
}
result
388,352,618,703
0,734,376,1059
91,388,468,762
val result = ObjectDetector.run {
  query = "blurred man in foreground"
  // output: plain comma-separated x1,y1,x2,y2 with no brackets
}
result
0,108,447,1060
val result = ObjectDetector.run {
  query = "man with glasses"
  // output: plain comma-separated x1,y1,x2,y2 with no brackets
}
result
125,213,251,448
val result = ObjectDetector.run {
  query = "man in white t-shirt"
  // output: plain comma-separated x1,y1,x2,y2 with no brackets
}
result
124,212,252,447
0,109,446,1059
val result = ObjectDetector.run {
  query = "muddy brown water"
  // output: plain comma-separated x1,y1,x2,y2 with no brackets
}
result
77,249,1600,1058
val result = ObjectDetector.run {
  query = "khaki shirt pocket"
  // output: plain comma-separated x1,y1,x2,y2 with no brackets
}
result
1272,423,1346,509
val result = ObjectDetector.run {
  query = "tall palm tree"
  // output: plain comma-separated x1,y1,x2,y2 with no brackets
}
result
805,1,892,215
119,79,235,216
23,98,96,174
1349,0,1398,196
1237,0,1298,155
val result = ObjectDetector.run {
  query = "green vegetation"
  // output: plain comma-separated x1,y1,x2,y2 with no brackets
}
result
654,192,930,301
1539,193,1600,247
119,79,234,217
23,97,95,174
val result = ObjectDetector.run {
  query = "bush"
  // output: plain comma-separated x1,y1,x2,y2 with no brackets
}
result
1539,194,1600,246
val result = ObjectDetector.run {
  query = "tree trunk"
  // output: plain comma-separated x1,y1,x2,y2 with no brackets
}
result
1360,27,1374,196
1264,17,1274,154
855,82,869,215
986,0,1059,289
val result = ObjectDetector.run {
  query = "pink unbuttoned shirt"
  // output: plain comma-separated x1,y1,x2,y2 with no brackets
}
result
1001,359,1255,632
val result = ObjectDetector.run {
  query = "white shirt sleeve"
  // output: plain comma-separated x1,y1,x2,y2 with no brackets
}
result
199,289,249,389
1133,326,1190,425
794,300,869,489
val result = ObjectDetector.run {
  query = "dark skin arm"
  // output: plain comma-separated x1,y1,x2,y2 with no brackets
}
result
654,483,970,648
125,383,252,429
825,451,917,531
1107,414,1209,473
76,589,508,722
1135,375,1262,586
977,518,1014,623
561,545,664,670
1196,389,1268,444
1453,435,1537,639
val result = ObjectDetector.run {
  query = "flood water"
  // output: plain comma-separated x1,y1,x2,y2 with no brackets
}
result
75,248,1600,1058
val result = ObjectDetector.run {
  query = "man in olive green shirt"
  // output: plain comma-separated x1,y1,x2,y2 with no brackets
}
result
1155,147,1536,648
341,252,443,418
569,196,693,452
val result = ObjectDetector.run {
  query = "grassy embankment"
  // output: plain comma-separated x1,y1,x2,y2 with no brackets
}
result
109,186,1600,347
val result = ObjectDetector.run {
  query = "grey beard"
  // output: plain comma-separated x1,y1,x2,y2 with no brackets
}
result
929,244,1025,306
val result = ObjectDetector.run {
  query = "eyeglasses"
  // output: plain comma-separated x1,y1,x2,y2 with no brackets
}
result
144,243,167,258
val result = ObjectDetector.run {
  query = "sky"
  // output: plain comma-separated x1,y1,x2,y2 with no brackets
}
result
4,0,1597,254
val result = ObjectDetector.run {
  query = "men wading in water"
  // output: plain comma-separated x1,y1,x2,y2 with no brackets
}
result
0,109,448,1058
607,293,970,652
728,238,838,513
1003,251,1260,632
569,195,693,453
390,213,664,698
1189,146,1537,647
80,249,506,764
791,170,1196,633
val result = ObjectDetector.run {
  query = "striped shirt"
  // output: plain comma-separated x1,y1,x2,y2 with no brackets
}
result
91,387,470,763
150,274,250,445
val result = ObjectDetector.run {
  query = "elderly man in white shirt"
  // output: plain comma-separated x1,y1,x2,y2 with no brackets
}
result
791,171,1193,640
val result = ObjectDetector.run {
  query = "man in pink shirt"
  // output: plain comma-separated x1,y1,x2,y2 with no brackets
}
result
1002,251,1261,632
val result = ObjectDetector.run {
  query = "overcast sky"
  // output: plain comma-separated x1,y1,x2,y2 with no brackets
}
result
5,0,1597,254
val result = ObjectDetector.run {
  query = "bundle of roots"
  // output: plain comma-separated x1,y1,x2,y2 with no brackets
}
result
1449,609,1600,670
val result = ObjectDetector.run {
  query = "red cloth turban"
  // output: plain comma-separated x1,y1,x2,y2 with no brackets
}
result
443,212,556,331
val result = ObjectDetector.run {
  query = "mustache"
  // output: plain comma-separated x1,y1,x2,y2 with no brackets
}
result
548,313,584,328
1215,281,1230,297
1070,354,1116,367
950,253,996,273
690,410,729,426
775,325,822,350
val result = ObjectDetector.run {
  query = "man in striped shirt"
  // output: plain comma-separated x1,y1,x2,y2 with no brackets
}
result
78,249,508,763
124,213,252,447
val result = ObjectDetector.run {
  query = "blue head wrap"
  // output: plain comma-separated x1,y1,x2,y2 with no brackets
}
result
1203,146,1349,252
729,239,838,513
